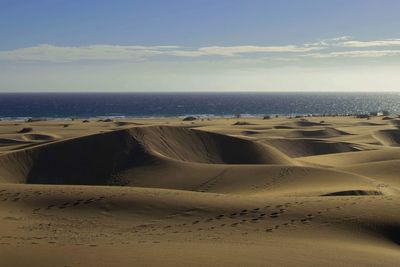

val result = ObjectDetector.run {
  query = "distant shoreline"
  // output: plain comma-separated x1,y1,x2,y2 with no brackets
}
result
0,113,395,122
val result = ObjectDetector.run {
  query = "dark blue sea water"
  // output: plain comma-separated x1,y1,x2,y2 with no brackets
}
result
0,92,399,119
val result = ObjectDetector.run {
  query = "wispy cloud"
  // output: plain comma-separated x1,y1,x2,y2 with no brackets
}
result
306,50,400,58
304,36,351,47
2,37,400,62
0,44,323,62
341,39,400,48
0,44,180,62
195,45,321,56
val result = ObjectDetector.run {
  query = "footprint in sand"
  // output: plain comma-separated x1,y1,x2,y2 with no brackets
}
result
270,212,280,218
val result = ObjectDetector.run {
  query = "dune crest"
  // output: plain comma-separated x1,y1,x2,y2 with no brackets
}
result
287,127,350,138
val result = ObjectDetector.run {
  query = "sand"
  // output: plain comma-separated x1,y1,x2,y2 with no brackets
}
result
0,116,399,266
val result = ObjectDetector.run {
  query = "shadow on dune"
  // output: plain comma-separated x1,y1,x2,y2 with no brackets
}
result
287,127,351,138
373,129,400,147
360,222,400,246
321,190,383,196
382,224,400,245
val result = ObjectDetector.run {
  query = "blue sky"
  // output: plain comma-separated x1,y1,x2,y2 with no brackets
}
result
1,0,400,92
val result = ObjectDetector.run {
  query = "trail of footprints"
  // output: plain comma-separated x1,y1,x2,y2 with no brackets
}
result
0,188,130,247
0,188,121,214
0,189,24,202
129,200,312,235
174,201,305,234
193,169,228,193
149,195,395,236
193,167,298,193
36,196,106,212
251,167,302,192
0,187,395,246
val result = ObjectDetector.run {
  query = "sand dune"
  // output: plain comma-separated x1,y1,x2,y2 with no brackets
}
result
342,160,400,187
280,120,328,128
389,119,400,126
372,129,400,146
117,159,381,196
262,138,362,157
299,147,400,166
0,126,293,185
286,127,350,138
21,133,59,141
0,138,30,146
113,121,144,127
321,189,383,196
274,125,294,129
0,184,398,267
0,117,399,266
129,126,292,164
355,121,385,126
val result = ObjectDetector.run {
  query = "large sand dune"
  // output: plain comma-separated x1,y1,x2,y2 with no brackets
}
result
0,117,399,266
0,126,293,185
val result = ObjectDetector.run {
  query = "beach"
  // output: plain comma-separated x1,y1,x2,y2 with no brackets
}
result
0,116,399,266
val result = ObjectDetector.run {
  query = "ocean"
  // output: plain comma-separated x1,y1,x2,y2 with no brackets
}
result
0,92,399,119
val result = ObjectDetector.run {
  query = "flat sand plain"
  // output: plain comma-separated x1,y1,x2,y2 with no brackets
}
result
0,116,399,266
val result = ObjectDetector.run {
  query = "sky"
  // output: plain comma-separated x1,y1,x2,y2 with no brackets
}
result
1,0,400,92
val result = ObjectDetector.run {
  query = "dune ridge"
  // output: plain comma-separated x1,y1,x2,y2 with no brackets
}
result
287,127,350,138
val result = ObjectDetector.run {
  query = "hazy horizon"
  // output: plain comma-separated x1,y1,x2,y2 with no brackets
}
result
1,0,400,92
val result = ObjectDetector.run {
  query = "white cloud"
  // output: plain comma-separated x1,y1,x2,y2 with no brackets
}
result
3,37,400,92
306,37,400,49
341,39,400,48
0,44,323,62
2,37,400,63
306,50,400,58
330,36,352,41
195,45,321,56
0,44,180,62
304,36,351,47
